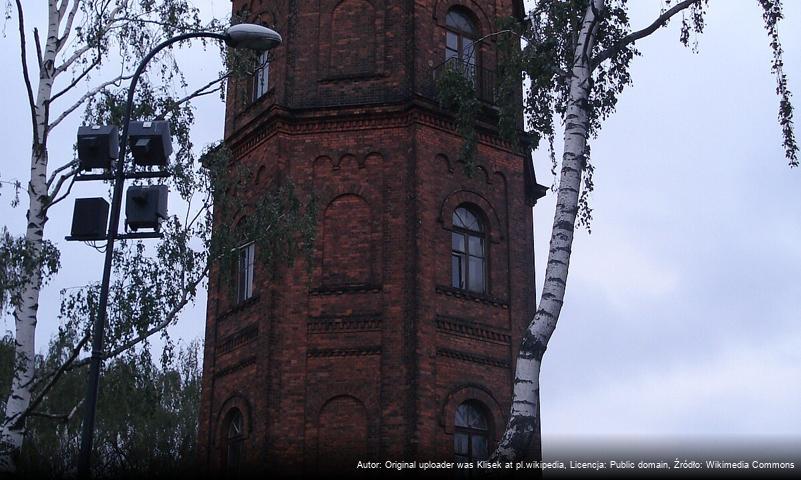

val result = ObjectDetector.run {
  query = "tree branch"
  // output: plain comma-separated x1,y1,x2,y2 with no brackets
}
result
48,71,133,130
56,0,81,56
45,172,76,211
12,332,90,429
29,398,83,423
15,0,40,147
46,160,77,188
591,0,703,69
49,56,101,104
53,2,124,75
158,74,229,119
69,266,210,370
33,27,44,72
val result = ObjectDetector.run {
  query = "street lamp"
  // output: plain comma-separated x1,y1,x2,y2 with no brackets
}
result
70,24,281,477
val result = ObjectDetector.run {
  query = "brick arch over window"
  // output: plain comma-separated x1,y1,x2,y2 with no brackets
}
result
330,0,376,76
214,395,254,440
439,384,504,443
213,394,255,470
322,194,373,285
433,0,492,36
316,395,369,470
439,190,503,243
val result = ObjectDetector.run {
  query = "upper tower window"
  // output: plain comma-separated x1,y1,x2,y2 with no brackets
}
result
252,51,269,100
451,206,486,294
236,241,255,303
445,8,478,70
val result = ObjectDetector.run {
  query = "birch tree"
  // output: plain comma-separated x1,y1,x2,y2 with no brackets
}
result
481,0,798,460
0,1,312,473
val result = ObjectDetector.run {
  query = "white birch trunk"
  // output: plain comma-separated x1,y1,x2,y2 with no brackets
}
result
0,2,61,472
492,0,604,462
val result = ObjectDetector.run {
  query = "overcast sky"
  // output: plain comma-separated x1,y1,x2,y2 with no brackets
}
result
1,0,799,451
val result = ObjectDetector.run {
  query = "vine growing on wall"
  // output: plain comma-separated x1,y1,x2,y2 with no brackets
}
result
436,65,480,176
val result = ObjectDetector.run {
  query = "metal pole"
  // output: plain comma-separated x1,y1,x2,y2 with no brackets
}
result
76,31,229,478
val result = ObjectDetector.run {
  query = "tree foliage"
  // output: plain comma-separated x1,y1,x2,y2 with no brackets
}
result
5,340,203,478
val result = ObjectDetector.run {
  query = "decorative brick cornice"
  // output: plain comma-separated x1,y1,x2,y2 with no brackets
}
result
309,284,383,296
435,285,509,308
436,348,509,369
217,325,259,356
214,356,257,379
228,101,524,159
307,346,382,358
307,315,382,334
435,315,511,345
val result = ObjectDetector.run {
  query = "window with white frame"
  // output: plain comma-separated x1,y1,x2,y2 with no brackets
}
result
453,401,490,462
252,51,269,101
451,206,486,294
236,242,255,303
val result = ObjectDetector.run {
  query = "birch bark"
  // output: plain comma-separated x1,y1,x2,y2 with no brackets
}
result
491,0,604,462
0,1,61,472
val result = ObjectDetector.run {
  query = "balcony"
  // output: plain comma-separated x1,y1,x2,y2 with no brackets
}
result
430,57,497,105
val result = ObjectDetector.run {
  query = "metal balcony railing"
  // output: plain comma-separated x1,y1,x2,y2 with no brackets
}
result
431,57,497,104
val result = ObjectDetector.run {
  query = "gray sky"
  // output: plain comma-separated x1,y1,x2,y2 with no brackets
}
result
1,0,799,447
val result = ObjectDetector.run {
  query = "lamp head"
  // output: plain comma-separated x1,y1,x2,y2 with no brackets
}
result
225,24,282,51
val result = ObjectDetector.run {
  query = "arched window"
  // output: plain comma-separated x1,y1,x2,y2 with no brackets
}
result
445,8,478,78
454,401,490,461
225,408,245,477
452,206,486,293
252,51,269,101
225,409,245,474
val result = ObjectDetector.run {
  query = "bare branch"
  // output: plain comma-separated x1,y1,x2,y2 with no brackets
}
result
46,160,77,188
53,2,124,75
49,56,101,104
15,0,40,146
28,398,83,423
56,0,68,23
70,267,210,371
112,15,211,32
48,71,133,131
66,398,83,421
158,74,230,119
12,332,90,429
33,27,43,72
46,172,76,211
56,0,81,55
54,43,93,77
591,0,703,69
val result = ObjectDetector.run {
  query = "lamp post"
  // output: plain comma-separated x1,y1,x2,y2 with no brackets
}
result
74,24,281,477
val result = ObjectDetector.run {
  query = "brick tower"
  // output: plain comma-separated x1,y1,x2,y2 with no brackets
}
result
198,0,546,475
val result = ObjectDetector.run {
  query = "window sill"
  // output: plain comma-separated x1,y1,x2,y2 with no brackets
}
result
310,283,382,296
236,87,276,119
435,285,508,308
217,294,261,322
319,71,385,83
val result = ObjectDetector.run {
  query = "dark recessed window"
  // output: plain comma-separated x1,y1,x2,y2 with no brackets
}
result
236,242,255,303
225,409,244,474
252,51,269,101
451,206,486,294
445,8,478,83
454,401,490,462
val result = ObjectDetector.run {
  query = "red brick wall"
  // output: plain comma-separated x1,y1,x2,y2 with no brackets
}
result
198,0,536,475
